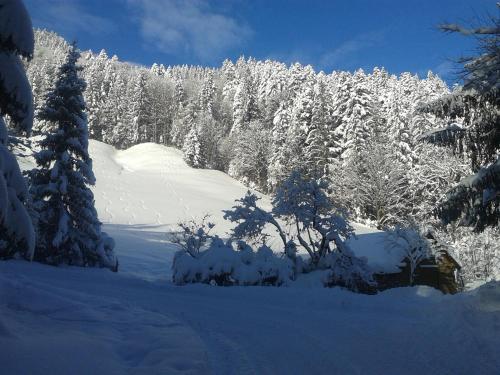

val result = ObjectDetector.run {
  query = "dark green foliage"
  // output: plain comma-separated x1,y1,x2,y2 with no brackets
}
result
29,44,117,269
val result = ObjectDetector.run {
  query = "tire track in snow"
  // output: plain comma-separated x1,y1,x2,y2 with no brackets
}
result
181,318,258,375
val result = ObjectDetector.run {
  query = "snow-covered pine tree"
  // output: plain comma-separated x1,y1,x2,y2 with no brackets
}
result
101,68,128,148
196,112,226,170
29,44,117,270
421,9,500,231
290,83,314,167
173,78,186,113
304,78,332,179
385,73,418,166
330,70,378,163
127,70,151,144
198,72,216,116
182,125,204,168
82,49,110,141
171,101,197,148
268,101,293,190
27,29,70,134
231,65,260,134
0,0,36,260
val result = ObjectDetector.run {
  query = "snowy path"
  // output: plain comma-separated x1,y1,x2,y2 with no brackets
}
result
2,259,500,375
2,140,500,375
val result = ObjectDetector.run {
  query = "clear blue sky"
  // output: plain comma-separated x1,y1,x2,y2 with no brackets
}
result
25,0,497,82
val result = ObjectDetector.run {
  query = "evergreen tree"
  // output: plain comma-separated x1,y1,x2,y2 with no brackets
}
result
386,72,421,167
231,69,260,134
198,72,216,115
304,78,332,178
421,9,499,231
171,101,197,148
82,50,110,141
196,112,226,170
182,125,204,168
101,69,128,148
0,0,35,259
29,44,117,269
127,70,151,144
268,102,294,190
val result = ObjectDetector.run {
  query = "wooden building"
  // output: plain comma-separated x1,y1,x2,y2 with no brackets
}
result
349,227,462,294
373,230,462,294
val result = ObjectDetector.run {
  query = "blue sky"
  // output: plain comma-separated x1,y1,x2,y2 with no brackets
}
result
25,0,496,82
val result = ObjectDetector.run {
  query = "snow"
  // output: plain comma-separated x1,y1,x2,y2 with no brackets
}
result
348,223,406,273
0,139,35,258
3,139,500,374
93,141,270,237
0,0,34,57
173,240,294,286
0,52,34,130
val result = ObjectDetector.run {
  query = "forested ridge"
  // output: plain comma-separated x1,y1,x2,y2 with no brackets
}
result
27,30,453,189
1,2,500,372
21,29,499,284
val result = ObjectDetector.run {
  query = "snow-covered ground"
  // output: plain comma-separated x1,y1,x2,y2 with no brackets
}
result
2,140,500,374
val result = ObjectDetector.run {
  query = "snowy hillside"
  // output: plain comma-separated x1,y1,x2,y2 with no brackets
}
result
2,139,500,374
89,140,273,280
89,140,396,277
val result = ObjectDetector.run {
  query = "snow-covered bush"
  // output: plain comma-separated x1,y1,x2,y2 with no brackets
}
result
171,215,215,258
272,171,355,264
386,226,431,285
172,236,294,286
223,171,376,292
319,249,376,293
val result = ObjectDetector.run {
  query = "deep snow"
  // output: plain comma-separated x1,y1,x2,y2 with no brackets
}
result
1,140,500,375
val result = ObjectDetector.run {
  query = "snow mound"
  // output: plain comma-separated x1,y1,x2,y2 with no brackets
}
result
476,281,500,312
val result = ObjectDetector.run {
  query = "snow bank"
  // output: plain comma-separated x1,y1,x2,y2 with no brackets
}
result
2,259,500,375
0,262,210,375
476,281,500,312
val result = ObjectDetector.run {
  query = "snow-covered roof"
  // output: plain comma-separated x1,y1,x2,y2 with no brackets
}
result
348,223,407,274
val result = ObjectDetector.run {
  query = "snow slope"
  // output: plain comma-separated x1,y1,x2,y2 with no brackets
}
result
2,140,500,375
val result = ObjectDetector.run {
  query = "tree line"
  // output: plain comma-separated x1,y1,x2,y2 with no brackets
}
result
6,9,499,285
